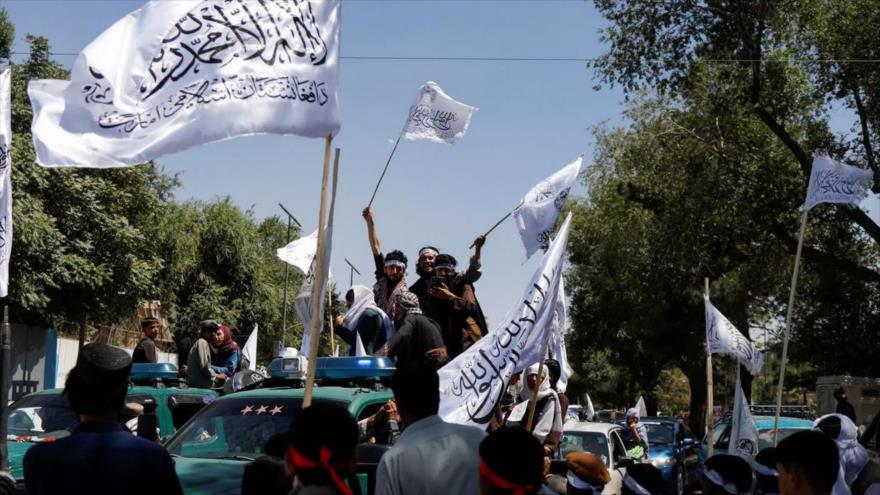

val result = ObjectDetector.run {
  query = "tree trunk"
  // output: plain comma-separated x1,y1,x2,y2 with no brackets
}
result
683,360,708,436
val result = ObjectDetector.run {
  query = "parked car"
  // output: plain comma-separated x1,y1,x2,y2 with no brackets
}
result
555,422,634,494
638,418,701,495
699,414,815,466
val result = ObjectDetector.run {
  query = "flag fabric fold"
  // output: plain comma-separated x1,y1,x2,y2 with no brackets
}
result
0,67,12,298
548,277,573,393
438,213,573,428
705,297,764,375
513,157,582,258
804,155,874,211
29,0,341,168
277,230,319,275
242,325,258,372
729,379,759,458
401,81,476,144
296,225,332,356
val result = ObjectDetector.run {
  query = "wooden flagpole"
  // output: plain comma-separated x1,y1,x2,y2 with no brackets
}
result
705,277,715,458
773,209,808,445
303,137,334,407
367,135,402,208
469,204,520,248
327,276,336,357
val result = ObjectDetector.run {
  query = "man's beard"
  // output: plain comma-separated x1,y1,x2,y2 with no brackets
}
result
416,264,433,279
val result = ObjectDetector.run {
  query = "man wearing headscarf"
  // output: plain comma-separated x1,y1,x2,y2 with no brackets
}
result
478,427,552,495
334,285,394,355
23,344,183,495
505,363,564,456
621,407,649,460
425,253,488,358
363,207,409,322
814,414,880,495
545,359,570,421
286,403,359,495
755,448,780,495
700,454,753,495
210,324,241,376
409,235,486,311
385,291,447,369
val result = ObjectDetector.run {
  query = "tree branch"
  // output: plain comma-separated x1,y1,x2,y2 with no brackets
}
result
771,222,880,284
848,75,880,192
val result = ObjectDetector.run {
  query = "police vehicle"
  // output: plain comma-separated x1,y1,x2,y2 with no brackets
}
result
5,363,217,479
166,356,396,495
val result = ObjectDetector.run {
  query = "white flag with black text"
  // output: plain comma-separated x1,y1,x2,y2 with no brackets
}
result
401,81,476,144
0,68,12,298
29,0,341,167
729,380,759,458
513,157,581,259
438,214,572,428
705,297,764,375
548,276,573,393
804,155,874,211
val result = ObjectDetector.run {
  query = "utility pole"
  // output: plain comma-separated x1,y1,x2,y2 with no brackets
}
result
278,202,302,347
344,258,361,287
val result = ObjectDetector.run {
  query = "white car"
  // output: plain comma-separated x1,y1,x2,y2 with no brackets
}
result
555,421,634,495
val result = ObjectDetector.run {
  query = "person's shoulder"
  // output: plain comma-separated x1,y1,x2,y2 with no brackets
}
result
24,436,64,463
443,421,487,442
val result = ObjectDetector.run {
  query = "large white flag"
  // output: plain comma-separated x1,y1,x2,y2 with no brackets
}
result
242,324,258,372
548,276,573,393
0,68,12,298
513,156,581,258
296,225,332,356
705,297,764,375
438,213,572,428
401,81,476,144
729,380,759,458
277,230,319,274
804,155,874,211
29,0,341,168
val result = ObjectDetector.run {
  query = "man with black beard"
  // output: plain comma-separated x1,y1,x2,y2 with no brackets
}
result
409,235,486,313
425,253,488,359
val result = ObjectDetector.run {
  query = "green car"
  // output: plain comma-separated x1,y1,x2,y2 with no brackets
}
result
6,364,217,480
166,356,396,495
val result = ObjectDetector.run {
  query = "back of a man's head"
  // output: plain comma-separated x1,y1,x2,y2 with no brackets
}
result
776,431,839,495
479,427,544,495
242,456,291,495
391,364,440,420
287,403,358,488
65,343,132,416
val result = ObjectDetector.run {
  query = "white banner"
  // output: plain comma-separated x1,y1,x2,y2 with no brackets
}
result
0,68,12,298
804,155,874,211
729,379,759,458
438,214,572,428
29,0,340,168
242,324,258,371
705,297,764,375
401,81,476,144
513,156,581,258
636,396,647,417
277,229,319,274
548,276,572,393
296,225,332,356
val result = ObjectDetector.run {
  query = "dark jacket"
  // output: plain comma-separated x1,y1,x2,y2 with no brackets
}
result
386,313,446,369
132,336,158,364
423,276,487,359
334,308,387,355
837,398,857,425
23,421,183,495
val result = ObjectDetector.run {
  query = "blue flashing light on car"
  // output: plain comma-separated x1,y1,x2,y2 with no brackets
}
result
130,363,179,382
266,356,396,382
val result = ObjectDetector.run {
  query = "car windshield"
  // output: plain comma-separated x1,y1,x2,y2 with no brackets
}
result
559,432,610,467
643,422,674,445
166,397,346,459
757,428,806,451
7,394,77,441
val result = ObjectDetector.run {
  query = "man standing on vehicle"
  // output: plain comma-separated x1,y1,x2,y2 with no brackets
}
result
132,317,160,364
23,343,183,495
187,320,225,388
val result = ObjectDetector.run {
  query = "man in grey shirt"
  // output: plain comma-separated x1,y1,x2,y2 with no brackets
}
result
375,364,485,495
186,320,225,388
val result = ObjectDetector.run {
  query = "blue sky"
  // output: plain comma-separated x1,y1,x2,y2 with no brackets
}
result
4,0,878,330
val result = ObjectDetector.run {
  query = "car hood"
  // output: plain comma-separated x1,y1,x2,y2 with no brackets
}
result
647,444,676,459
174,457,247,495
5,441,36,479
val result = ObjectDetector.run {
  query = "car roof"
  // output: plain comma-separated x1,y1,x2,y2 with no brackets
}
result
564,421,621,434
215,386,393,409
753,416,814,429
21,386,216,398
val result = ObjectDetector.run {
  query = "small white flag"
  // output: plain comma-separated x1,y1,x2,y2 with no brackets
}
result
277,230,319,274
354,332,367,357
29,0,341,167
401,81,476,144
729,380,759,458
0,68,12,298
585,393,596,422
513,156,582,258
438,214,572,428
636,396,648,417
705,297,764,375
804,155,874,211
242,325,258,372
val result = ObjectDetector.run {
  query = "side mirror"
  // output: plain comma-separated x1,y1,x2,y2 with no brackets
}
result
683,437,695,447
616,457,635,469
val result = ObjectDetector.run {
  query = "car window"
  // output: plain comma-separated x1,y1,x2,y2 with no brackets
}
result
643,422,674,445
715,425,731,449
357,402,385,421
166,397,346,459
560,432,610,467
168,393,217,430
758,428,807,451
7,394,76,440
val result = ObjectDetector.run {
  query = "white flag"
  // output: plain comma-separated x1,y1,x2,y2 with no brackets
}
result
296,225,332,356
29,0,341,168
585,393,596,422
354,332,367,357
277,230,319,274
636,396,647,417
548,277,573,393
804,155,874,211
401,81,476,144
438,214,572,428
705,297,764,375
242,325,258,372
513,156,581,258
729,380,759,458
0,68,12,298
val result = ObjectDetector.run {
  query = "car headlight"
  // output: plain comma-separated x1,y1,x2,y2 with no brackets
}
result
651,456,676,467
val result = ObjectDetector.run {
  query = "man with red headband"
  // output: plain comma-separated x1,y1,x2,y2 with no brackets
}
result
286,403,359,495
479,427,551,495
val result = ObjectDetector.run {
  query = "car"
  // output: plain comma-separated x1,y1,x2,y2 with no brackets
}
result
637,418,701,495
699,414,814,465
166,356,397,495
5,363,217,480
556,421,634,494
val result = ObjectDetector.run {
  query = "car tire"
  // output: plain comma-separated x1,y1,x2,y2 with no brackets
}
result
675,467,685,495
